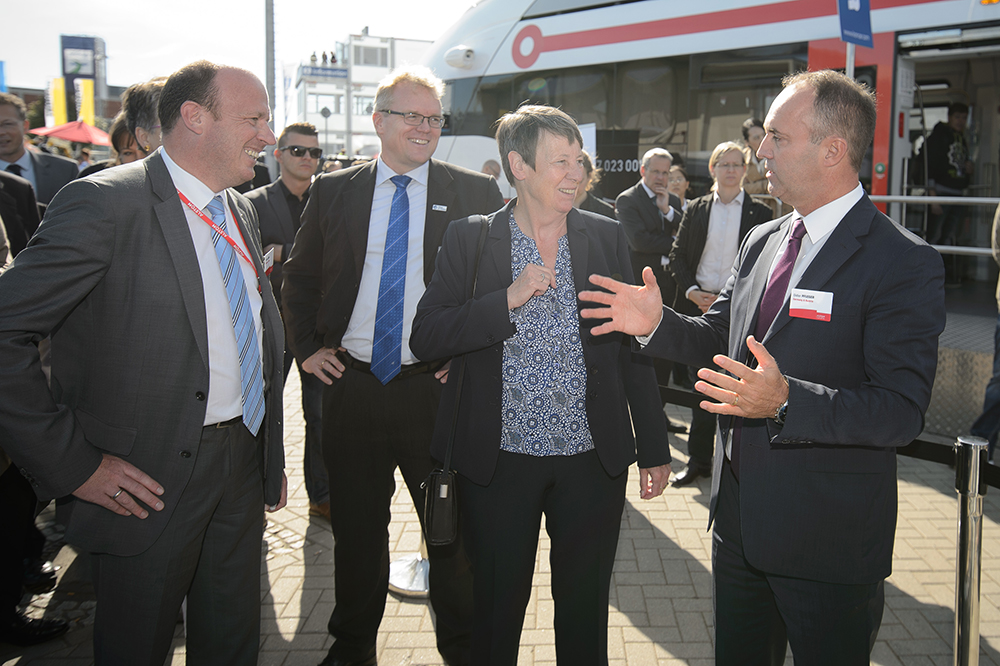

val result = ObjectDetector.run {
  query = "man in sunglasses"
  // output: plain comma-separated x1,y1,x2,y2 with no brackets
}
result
246,122,329,521
283,65,504,666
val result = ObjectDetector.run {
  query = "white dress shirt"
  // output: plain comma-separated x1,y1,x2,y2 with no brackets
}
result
161,148,264,426
0,152,36,192
341,158,429,365
692,190,744,296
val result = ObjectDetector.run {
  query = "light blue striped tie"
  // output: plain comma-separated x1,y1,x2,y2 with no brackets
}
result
206,195,266,435
370,175,411,384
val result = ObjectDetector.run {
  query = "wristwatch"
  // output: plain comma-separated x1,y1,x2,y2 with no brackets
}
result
773,400,788,426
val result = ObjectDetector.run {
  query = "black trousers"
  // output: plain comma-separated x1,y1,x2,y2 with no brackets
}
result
686,406,715,466
0,465,38,619
713,461,884,665
458,450,627,666
322,365,473,665
91,423,264,666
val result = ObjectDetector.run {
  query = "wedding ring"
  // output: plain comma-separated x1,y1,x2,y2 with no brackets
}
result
112,489,124,500
732,395,740,407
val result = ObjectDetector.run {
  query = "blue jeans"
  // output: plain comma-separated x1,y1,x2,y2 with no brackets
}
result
970,311,1000,460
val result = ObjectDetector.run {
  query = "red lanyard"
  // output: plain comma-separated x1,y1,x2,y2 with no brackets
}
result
176,190,261,291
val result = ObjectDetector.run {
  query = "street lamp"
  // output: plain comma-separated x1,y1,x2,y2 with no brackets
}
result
320,106,332,158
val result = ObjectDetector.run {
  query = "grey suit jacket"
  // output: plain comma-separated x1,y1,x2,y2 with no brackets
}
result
282,158,505,364
643,195,945,584
0,150,285,556
29,150,78,204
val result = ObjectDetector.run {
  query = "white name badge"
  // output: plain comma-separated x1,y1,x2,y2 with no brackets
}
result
432,204,448,212
789,288,833,322
263,247,274,276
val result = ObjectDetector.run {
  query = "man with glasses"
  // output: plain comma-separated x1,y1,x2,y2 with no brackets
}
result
283,65,504,666
0,93,77,206
246,122,328,520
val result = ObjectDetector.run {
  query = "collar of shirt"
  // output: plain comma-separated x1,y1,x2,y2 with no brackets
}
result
278,177,310,204
376,157,429,189
0,151,34,178
795,183,864,245
712,189,745,207
640,181,656,199
161,148,223,208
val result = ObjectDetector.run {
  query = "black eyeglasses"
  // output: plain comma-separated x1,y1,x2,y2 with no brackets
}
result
280,145,323,159
379,110,446,129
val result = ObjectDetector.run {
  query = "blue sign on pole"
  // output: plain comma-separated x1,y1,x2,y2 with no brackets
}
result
838,0,873,47
0,61,6,93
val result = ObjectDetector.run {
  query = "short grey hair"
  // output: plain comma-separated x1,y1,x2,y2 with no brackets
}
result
495,104,582,185
374,65,445,112
641,147,673,169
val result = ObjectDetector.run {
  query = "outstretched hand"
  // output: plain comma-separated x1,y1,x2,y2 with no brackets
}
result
579,266,663,337
694,335,788,419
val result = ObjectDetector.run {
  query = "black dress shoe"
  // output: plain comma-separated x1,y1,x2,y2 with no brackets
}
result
666,419,687,434
0,612,69,646
22,559,59,593
671,462,711,487
317,653,377,666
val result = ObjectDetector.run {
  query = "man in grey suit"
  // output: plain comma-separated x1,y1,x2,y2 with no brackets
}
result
581,70,945,665
0,93,78,205
282,66,504,666
246,121,329,519
0,61,287,664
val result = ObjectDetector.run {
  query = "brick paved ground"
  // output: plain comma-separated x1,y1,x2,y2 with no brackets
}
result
4,368,1000,665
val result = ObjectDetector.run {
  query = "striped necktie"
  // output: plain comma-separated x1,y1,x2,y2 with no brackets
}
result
370,175,411,384
205,195,265,435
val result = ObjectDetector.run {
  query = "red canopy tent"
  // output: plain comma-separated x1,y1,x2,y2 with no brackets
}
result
29,120,110,146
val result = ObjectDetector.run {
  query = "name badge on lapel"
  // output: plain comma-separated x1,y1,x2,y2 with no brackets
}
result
263,247,274,276
432,204,448,212
789,288,833,322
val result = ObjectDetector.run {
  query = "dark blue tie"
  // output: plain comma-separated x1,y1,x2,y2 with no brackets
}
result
370,175,411,384
206,195,265,435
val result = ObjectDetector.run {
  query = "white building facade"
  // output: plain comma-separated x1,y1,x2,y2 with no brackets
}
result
289,33,431,158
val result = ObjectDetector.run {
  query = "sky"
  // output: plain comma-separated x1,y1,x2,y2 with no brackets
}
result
2,0,478,95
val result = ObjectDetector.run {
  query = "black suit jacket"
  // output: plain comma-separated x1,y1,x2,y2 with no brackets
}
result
643,194,945,584
0,169,41,256
669,191,772,315
29,150,79,205
0,151,285,555
615,181,682,303
245,179,303,303
282,158,505,363
411,201,670,485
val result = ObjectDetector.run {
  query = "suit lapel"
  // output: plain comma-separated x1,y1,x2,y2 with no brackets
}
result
424,161,457,285
266,182,297,238
566,209,591,294
738,214,792,354
344,162,378,289
148,153,210,370
484,201,516,290
763,199,869,342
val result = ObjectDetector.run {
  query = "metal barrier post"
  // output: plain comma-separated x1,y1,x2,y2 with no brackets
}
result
954,436,989,666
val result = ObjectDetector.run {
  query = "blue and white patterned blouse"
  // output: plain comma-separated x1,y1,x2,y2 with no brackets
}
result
500,212,595,457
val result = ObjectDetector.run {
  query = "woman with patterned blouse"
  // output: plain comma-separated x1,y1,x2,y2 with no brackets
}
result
412,105,672,665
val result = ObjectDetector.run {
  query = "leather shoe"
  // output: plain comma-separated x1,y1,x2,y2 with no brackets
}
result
22,559,59,593
0,611,69,646
671,462,711,487
309,501,331,521
317,653,377,666
666,419,687,434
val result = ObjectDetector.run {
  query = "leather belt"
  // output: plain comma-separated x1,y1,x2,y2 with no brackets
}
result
206,416,242,429
337,351,445,381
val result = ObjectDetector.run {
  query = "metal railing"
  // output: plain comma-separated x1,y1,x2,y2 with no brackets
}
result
869,194,1000,258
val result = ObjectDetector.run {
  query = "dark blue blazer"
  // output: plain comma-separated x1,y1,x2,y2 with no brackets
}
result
644,194,945,584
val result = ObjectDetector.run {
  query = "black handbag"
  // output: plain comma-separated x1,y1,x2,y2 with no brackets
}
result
421,216,489,546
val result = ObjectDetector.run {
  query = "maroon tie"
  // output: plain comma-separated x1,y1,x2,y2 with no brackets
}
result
732,218,806,479
754,218,806,340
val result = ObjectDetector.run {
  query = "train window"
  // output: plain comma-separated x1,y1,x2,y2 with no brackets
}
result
513,66,614,128
444,75,515,138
